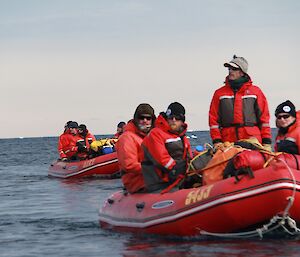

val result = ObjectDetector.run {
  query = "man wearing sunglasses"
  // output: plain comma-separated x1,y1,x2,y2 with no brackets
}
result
141,102,192,192
209,55,272,151
275,100,300,154
116,103,156,194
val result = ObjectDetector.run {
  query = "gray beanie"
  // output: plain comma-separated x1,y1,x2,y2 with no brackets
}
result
224,55,248,74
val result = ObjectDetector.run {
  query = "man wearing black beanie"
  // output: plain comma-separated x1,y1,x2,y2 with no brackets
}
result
275,100,300,154
142,102,192,192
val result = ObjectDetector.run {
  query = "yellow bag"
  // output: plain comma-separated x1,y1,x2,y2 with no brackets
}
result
90,139,116,152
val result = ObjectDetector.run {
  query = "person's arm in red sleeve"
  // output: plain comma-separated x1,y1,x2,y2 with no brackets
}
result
144,130,176,171
58,135,67,159
256,88,272,145
209,91,222,144
117,134,141,173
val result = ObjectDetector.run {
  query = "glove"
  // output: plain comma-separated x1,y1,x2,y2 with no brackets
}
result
168,161,187,183
77,144,87,153
277,140,298,154
262,144,272,152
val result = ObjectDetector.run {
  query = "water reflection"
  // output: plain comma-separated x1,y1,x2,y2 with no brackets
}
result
122,235,300,257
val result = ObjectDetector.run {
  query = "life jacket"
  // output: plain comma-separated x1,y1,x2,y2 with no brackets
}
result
117,120,147,194
209,76,271,144
142,114,192,192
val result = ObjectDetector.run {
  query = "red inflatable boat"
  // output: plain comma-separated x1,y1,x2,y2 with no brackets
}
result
99,157,300,238
49,152,120,179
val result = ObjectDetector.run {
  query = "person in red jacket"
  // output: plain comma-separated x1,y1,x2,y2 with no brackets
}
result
114,121,126,139
58,121,72,160
76,124,96,159
142,102,192,192
116,103,155,194
275,100,300,154
209,55,272,151
57,121,80,160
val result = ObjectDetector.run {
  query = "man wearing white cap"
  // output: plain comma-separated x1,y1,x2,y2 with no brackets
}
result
208,55,272,151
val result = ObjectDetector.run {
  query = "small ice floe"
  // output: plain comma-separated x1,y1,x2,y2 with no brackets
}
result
19,137,24,139
191,134,197,139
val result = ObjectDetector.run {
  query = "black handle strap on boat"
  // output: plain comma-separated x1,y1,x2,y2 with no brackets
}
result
223,159,254,183
234,166,254,183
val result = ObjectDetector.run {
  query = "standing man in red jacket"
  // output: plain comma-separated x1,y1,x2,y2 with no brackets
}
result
209,55,272,151
116,103,156,194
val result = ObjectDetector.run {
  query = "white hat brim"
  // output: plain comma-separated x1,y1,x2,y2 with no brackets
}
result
224,62,239,69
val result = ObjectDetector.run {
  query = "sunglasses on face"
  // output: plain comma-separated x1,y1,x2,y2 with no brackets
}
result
228,66,240,71
138,115,152,121
276,114,291,120
167,115,183,121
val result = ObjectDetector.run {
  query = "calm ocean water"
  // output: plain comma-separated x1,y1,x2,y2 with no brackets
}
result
1,130,300,257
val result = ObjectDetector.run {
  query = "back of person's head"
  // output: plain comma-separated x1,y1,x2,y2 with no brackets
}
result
78,124,88,135
78,124,87,130
68,121,79,129
64,121,73,130
117,121,126,129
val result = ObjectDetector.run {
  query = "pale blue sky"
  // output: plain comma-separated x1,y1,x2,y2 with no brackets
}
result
1,0,300,138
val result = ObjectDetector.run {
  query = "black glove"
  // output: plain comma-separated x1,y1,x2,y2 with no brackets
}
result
277,140,298,154
77,143,87,153
168,161,187,183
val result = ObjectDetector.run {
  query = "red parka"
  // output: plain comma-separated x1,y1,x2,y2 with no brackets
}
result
116,120,147,194
275,111,300,154
57,131,79,159
209,76,271,144
142,114,192,192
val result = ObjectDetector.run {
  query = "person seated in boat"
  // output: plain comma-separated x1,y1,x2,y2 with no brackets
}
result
116,103,156,194
58,121,80,161
114,121,126,139
76,124,96,159
274,100,300,154
58,120,73,161
208,55,272,152
142,102,193,193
